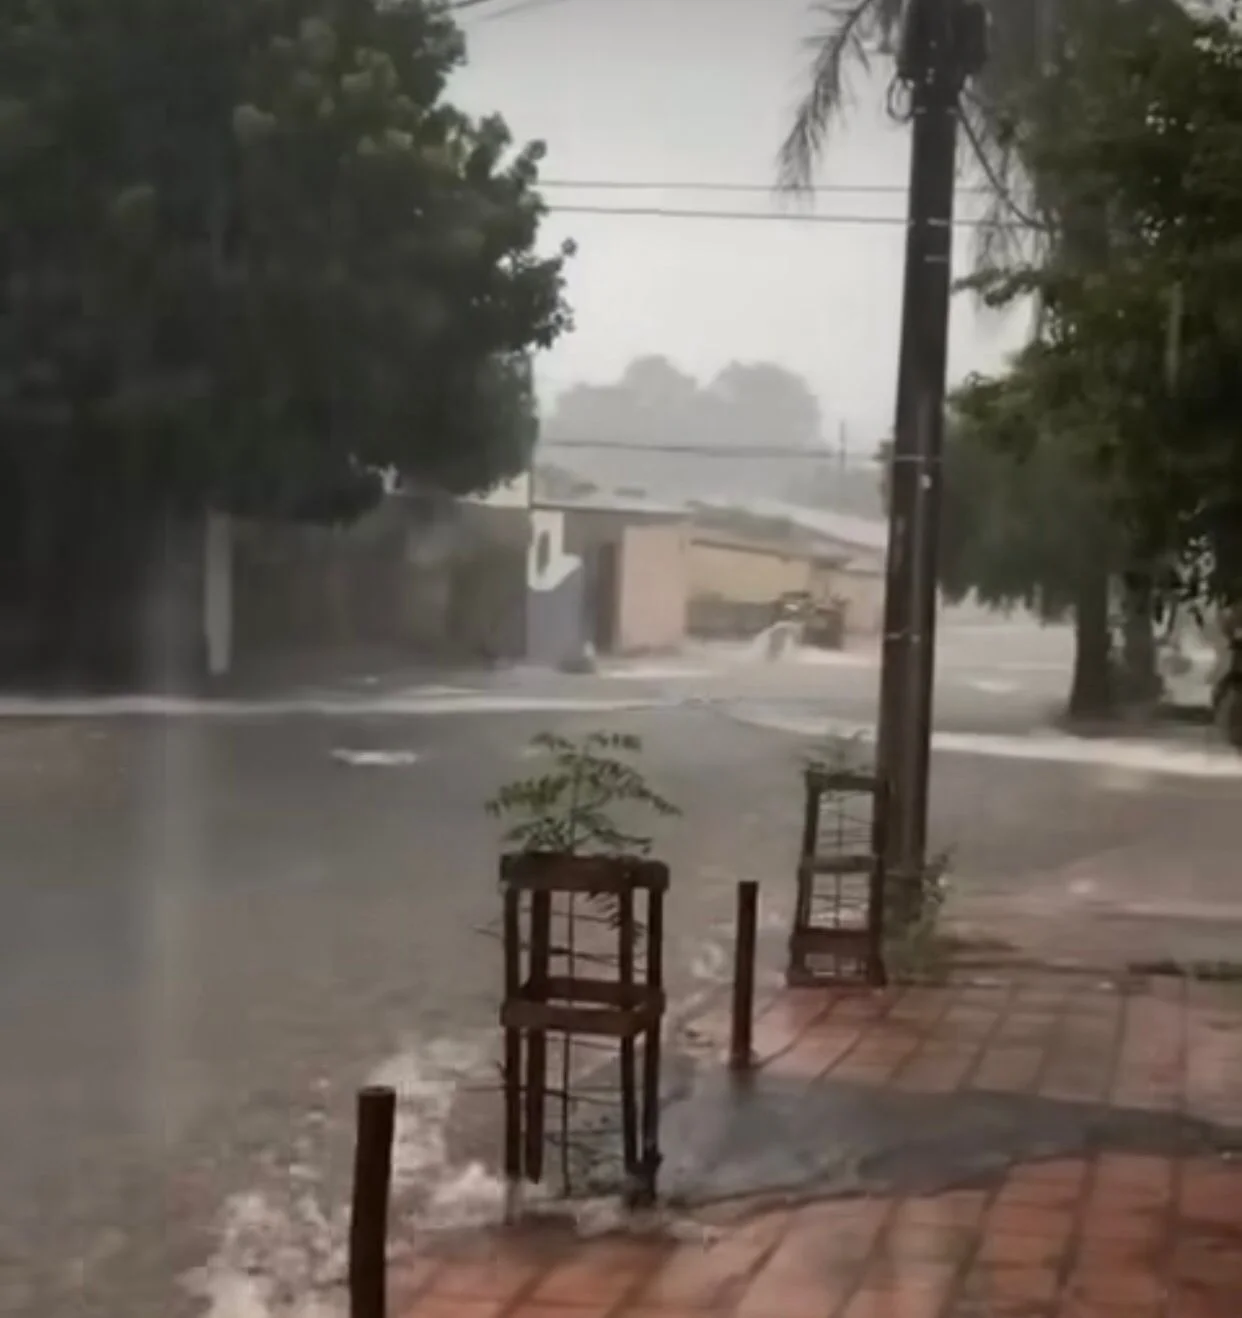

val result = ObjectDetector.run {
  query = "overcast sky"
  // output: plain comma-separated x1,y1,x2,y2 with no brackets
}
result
450,0,1030,455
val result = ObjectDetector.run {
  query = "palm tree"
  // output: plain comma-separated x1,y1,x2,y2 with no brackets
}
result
778,0,1053,212
778,0,1177,265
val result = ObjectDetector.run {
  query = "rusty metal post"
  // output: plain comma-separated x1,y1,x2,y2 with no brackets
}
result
617,888,639,1175
637,883,665,1207
501,882,523,1185
349,1085,396,1318
523,890,552,1183
730,881,759,1072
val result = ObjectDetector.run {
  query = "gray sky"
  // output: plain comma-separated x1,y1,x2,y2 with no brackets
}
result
450,0,1029,453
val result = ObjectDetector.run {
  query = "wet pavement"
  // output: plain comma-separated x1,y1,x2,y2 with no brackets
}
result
3,687,1241,1316
0,707,804,1317
398,1148,1242,1316
399,971,1242,1318
661,976,1242,1204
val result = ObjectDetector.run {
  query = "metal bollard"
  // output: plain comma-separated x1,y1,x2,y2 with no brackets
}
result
349,1085,396,1318
730,881,759,1072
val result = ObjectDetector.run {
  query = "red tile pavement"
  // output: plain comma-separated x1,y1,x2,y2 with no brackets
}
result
398,1152,1242,1317
396,973,1242,1318
715,974,1242,1125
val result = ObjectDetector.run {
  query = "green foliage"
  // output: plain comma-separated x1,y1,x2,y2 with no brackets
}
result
0,0,572,522
940,351,1119,620
967,7,1242,606
486,731,680,856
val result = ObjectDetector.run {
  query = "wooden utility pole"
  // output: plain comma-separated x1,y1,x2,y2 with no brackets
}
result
876,0,986,909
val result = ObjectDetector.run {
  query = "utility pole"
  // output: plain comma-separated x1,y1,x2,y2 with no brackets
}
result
875,0,986,910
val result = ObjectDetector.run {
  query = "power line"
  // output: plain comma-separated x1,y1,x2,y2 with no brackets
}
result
540,438,881,461
539,177,994,197
454,0,578,19
543,202,1028,230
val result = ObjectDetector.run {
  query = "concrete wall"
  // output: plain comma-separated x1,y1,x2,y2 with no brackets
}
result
687,534,885,640
230,494,528,667
689,537,815,605
616,523,688,654
830,562,885,636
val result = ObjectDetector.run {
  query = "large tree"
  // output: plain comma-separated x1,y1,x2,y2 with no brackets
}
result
970,5,1242,607
942,353,1125,717
960,4,1242,740
0,0,571,676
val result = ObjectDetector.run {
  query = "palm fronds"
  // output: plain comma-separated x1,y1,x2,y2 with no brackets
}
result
777,0,907,194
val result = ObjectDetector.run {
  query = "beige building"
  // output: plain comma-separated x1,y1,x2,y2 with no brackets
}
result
688,535,829,602
687,501,888,639
830,558,885,635
535,495,691,656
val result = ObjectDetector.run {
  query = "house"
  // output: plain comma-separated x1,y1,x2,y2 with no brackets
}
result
687,524,847,639
686,498,888,639
527,491,690,666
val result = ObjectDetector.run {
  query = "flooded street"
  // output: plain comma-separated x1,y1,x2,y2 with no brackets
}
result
1,627,1238,1315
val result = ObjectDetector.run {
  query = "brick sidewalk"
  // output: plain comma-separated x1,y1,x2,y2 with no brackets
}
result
693,973,1242,1126
397,973,1242,1318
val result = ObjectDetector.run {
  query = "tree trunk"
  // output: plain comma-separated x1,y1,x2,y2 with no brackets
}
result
31,502,147,686
1119,575,1162,706
21,436,173,688
1212,607,1242,749
1068,563,1114,720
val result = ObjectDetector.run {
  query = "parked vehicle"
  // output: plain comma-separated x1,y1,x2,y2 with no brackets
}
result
770,591,845,650
804,600,846,651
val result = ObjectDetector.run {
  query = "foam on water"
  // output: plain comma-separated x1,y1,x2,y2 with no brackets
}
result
0,692,665,719
186,994,733,1317
732,710,1242,779
187,1036,495,1318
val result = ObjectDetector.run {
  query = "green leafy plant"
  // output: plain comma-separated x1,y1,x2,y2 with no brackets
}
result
886,845,956,980
485,731,679,1199
486,731,680,855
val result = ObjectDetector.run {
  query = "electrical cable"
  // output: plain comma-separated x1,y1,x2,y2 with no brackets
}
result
537,177,993,195
452,0,579,20
955,96,1048,234
541,201,1032,229
540,438,883,460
